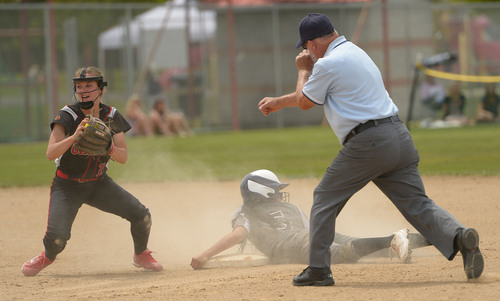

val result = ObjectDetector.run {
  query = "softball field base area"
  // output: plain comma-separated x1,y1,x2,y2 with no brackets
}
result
2,177,499,300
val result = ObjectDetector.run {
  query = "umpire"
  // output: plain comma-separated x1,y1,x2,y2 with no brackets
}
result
258,13,484,286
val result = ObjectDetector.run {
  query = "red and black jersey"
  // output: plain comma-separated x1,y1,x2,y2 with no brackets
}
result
50,103,131,181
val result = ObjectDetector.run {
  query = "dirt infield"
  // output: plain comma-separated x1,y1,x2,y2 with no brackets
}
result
2,176,499,300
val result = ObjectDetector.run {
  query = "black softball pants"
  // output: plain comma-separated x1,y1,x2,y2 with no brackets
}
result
43,174,151,260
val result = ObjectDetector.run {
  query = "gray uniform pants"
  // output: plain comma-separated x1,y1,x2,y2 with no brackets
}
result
309,120,463,268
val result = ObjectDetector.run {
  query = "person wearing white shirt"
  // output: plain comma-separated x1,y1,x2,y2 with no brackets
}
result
258,13,483,286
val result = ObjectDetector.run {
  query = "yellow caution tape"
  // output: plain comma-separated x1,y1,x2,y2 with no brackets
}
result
417,63,500,83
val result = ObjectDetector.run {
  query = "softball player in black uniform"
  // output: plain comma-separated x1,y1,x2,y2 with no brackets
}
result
22,66,162,276
190,170,431,269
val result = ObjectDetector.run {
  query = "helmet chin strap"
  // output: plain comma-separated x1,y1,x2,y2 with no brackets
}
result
74,87,102,114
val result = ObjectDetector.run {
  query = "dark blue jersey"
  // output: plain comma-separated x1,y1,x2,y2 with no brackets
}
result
50,103,131,180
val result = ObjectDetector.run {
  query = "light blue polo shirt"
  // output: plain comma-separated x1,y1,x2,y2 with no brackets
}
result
303,36,399,144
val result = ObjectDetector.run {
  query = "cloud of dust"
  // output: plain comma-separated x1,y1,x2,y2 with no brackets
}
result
336,183,413,237
130,180,243,269
110,176,413,270
288,180,412,238
117,149,219,183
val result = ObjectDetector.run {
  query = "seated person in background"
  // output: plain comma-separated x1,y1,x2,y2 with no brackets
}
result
190,169,431,269
476,83,500,123
441,82,469,125
149,99,193,136
420,75,446,110
125,94,153,137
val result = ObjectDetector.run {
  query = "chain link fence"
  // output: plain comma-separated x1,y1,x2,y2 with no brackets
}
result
1,1,499,143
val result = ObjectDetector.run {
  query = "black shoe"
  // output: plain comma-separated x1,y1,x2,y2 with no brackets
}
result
292,266,334,286
457,228,484,279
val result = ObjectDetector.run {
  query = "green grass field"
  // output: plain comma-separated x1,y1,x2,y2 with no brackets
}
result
1,124,499,187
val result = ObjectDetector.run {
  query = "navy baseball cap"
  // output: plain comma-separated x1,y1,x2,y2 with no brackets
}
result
296,13,334,48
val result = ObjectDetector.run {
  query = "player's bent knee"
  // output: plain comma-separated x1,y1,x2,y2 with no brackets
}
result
43,236,67,257
130,211,152,232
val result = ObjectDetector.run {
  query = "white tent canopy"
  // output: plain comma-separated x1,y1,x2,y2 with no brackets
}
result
98,0,216,51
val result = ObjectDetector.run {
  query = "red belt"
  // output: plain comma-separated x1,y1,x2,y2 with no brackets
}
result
56,169,102,183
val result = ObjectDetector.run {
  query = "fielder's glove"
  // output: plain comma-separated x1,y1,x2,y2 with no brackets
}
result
74,115,113,156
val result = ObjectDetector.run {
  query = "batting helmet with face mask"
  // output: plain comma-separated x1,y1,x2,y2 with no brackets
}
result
240,169,289,204
72,68,108,110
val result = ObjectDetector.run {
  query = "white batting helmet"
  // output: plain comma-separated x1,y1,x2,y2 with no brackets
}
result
240,169,289,203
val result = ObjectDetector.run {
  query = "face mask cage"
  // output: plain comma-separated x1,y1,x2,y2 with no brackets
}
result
279,191,290,203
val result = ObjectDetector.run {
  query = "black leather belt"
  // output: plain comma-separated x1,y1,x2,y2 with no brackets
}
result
343,115,401,145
